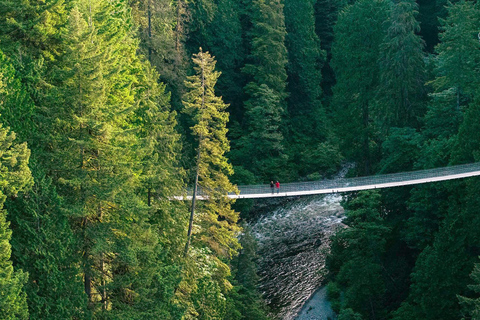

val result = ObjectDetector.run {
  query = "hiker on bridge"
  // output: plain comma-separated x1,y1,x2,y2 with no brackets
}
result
275,181,280,193
270,181,274,194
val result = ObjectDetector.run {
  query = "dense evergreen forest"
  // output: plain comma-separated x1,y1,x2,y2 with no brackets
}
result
1,0,480,319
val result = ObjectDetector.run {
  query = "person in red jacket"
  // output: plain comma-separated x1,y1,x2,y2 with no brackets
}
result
275,181,280,194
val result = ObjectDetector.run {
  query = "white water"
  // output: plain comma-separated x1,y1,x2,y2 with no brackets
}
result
248,194,345,319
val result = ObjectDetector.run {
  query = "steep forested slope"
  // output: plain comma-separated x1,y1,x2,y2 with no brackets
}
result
1,0,480,319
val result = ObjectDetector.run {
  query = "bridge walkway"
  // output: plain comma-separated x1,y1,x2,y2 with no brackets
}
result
181,162,480,200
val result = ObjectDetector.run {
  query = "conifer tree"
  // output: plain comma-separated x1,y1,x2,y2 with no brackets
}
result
459,259,480,319
183,49,240,259
204,0,246,123
0,73,33,319
236,84,286,180
434,0,480,110
129,0,186,106
331,0,389,174
43,2,184,316
314,0,342,101
0,52,35,143
376,0,426,130
181,49,241,318
327,191,390,319
0,0,67,136
284,0,330,176
238,0,289,181
7,171,89,320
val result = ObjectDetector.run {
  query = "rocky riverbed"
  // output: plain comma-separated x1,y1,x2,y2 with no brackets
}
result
248,194,345,319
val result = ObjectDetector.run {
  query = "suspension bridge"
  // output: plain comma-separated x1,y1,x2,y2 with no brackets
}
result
180,162,480,200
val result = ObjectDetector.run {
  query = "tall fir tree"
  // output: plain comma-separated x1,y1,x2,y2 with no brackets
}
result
327,191,390,319
205,0,246,124
183,49,240,259
458,259,480,319
236,0,289,181
433,0,480,110
331,0,389,174
375,0,427,131
180,49,241,319
284,0,333,177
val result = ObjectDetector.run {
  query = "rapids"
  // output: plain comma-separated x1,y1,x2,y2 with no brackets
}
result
248,194,345,319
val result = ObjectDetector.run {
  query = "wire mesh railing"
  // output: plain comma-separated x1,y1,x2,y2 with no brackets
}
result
185,162,480,199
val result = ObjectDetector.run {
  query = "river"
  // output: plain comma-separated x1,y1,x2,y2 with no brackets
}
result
248,194,345,319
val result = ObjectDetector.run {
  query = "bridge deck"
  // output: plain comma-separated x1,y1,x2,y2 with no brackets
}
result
179,162,480,200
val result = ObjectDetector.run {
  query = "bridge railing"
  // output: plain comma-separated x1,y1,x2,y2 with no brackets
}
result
233,163,480,196
184,162,480,198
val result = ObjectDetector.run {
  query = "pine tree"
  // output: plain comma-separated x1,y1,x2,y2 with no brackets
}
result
0,51,36,143
132,57,188,320
224,228,270,320
314,0,342,102
236,84,286,180
0,72,33,319
128,0,189,140
0,0,68,155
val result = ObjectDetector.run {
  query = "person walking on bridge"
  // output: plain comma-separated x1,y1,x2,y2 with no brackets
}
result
270,181,274,194
275,181,280,194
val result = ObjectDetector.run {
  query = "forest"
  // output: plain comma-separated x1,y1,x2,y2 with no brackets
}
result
1,0,480,319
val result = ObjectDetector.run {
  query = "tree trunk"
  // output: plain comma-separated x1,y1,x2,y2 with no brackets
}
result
175,0,183,52
363,102,370,175
148,0,152,63
184,52,206,256
147,187,152,207
184,145,201,256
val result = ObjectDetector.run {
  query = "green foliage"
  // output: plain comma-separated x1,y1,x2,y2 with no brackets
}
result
375,0,426,130
7,171,89,320
453,99,480,164
380,127,422,174
0,0,67,62
181,50,241,318
236,84,287,181
236,0,289,181
183,49,240,258
327,191,390,319
338,308,363,320
224,229,270,320
434,0,480,107
314,0,342,101
0,77,33,318
0,52,36,143
129,0,187,112
0,207,29,320
284,0,332,178
200,0,246,123
331,0,389,174
459,259,480,319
